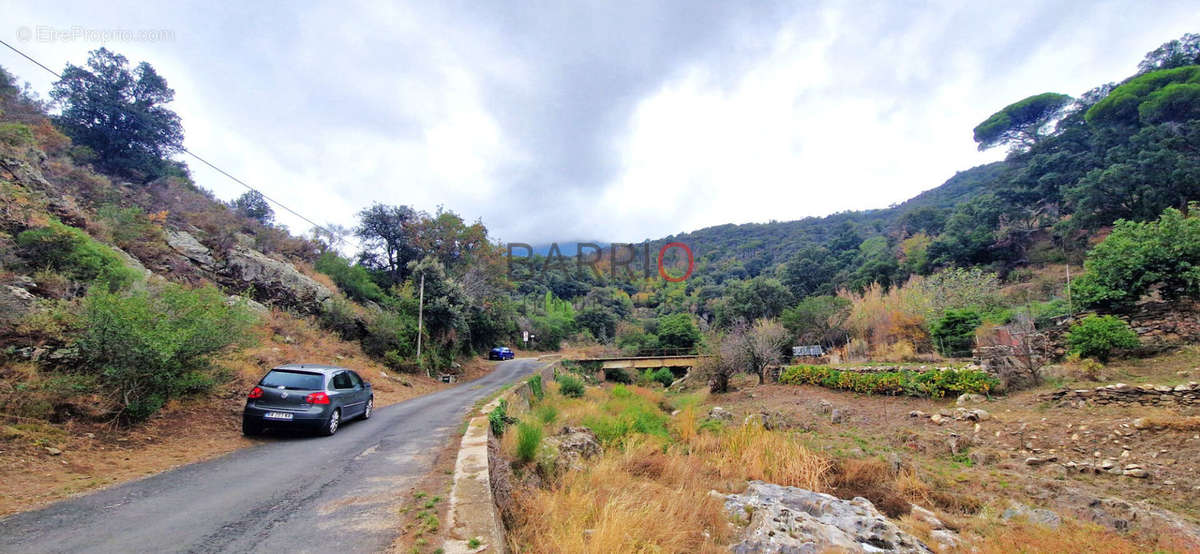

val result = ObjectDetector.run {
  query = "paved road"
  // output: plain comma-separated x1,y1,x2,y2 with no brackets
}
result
0,358,540,553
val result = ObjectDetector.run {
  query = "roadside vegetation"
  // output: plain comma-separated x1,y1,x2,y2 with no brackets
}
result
497,377,1178,553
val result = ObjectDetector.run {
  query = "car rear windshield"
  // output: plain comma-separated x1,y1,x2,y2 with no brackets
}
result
260,370,324,390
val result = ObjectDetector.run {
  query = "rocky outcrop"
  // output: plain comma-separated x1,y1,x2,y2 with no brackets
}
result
1040,382,1200,407
0,285,36,325
724,481,932,553
165,229,217,268
544,426,603,474
164,229,332,314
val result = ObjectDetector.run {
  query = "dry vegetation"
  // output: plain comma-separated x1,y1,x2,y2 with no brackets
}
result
0,307,445,517
497,369,1197,553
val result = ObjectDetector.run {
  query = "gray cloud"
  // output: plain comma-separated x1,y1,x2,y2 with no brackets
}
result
2,1,1198,245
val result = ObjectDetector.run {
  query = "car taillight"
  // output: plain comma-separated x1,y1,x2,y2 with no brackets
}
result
248,386,263,399
306,392,330,404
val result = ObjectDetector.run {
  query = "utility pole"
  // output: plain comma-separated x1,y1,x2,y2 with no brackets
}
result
1065,264,1073,318
416,273,425,376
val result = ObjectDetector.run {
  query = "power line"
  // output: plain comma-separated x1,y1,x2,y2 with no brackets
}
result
0,38,343,241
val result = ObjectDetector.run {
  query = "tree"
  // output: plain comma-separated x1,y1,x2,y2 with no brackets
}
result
719,276,794,325
656,313,700,351
1137,33,1200,74
575,307,616,342
1071,208,1200,311
720,319,789,385
1086,66,1200,127
1067,121,1200,226
231,190,274,225
973,92,1072,151
930,309,982,358
355,203,420,285
50,48,183,180
781,295,851,348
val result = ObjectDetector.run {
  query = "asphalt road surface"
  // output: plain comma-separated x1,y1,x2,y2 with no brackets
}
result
0,358,540,553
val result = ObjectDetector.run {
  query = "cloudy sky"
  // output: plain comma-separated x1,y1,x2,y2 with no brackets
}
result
3,1,1199,245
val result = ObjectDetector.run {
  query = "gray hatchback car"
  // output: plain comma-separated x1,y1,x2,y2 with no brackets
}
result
242,364,373,436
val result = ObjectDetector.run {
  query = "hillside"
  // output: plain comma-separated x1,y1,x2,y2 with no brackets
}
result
661,162,1008,274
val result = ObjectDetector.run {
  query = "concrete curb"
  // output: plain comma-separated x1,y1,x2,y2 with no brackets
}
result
444,359,557,553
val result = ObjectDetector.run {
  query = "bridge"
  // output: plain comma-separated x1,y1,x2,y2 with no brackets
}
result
581,354,705,370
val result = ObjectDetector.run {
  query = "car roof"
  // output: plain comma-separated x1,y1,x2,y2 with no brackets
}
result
271,364,350,375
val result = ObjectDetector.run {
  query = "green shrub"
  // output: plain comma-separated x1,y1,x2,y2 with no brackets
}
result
527,374,544,401
1067,315,1140,361
318,296,362,340
778,365,998,398
76,283,258,422
0,122,34,149
556,374,584,398
605,367,633,384
651,368,675,388
534,403,558,425
515,421,543,463
930,309,982,358
488,398,508,436
314,252,388,303
17,220,139,291
1072,208,1200,311
656,313,700,350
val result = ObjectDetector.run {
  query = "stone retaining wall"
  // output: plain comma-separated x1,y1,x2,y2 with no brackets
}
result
1040,382,1200,407
444,357,557,553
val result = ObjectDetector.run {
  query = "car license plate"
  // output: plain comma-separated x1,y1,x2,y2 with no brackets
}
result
264,412,293,421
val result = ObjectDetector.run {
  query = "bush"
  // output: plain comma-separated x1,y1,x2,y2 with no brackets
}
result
556,374,585,398
0,122,34,149
16,220,140,291
318,296,363,340
639,367,675,388
534,403,558,425
656,313,700,351
527,374,544,401
488,399,509,436
76,283,258,422
314,252,388,304
1072,208,1200,311
1067,315,1140,361
604,367,633,384
930,309,982,358
515,421,543,463
778,365,998,398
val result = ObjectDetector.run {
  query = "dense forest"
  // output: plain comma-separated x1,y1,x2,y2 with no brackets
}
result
2,33,1199,420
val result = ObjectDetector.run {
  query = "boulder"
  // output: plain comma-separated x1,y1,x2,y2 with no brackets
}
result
956,393,986,406
544,426,603,474
0,285,36,324
1001,503,1061,529
220,246,333,314
830,408,847,424
165,229,217,268
725,481,932,553
707,406,734,423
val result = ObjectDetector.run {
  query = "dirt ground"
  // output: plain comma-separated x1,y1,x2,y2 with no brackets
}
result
704,347,1200,546
0,372,446,518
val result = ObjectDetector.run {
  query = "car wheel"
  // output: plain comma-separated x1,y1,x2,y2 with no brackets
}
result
242,418,261,436
321,409,341,436
362,396,374,420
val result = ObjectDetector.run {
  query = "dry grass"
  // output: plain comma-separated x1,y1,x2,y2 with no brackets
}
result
508,437,731,553
966,514,1171,554
1142,414,1200,431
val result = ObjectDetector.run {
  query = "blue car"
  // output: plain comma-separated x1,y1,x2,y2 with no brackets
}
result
488,346,515,360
